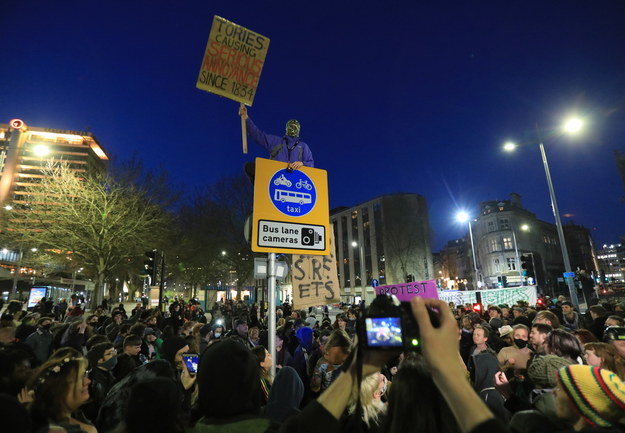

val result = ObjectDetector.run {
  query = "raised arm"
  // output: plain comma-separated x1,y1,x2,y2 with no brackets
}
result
239,105,282,153
411,297,505,433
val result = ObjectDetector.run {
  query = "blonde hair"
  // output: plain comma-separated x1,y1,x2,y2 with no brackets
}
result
348,373,387,427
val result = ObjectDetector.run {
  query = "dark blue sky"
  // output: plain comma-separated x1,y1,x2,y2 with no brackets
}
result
2,0,625,251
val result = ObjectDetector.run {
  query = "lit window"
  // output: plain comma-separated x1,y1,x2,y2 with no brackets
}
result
503,237,513,249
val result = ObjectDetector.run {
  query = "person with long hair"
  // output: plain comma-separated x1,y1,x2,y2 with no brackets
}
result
28,356,96,433
544,329,584,363
345,372,388,433
252,345,273,405
383,354,459,433
584,342,625,380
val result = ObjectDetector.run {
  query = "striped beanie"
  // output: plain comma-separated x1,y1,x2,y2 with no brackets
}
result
557,365,625,427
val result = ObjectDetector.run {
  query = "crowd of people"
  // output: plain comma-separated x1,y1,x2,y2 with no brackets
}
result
0,293,624,433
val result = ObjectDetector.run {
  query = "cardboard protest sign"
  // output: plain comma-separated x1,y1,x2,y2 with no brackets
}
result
196,15,270,106
291,229,340,309
374,280,439,302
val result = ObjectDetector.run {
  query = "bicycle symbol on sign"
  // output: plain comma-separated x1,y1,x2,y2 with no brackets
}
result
273,174,292,187
296,179,313,190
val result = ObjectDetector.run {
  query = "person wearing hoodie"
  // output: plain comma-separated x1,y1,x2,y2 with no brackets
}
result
265,366,304,423
469,351,510,422
288,326,314,388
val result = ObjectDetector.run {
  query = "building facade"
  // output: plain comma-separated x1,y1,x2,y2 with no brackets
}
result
0,119,109,296
451,193,597,294
437,238,474,290
0,119,108,205
330,193,433,303
596,243,624,284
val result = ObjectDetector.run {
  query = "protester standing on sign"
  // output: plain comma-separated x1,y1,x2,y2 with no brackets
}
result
239,106,314,181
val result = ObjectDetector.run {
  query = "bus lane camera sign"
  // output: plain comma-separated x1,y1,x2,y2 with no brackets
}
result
196,16,270,106
252,158,330,255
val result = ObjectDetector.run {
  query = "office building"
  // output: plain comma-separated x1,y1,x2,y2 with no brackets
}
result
0,118,109,205
331,193,433,303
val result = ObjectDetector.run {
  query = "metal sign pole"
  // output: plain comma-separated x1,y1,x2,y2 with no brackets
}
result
267,252,276,378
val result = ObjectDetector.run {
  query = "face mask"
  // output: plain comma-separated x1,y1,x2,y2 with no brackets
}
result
514,338,528,349
285,120,300,137
99,355,118,370
213,332,221,338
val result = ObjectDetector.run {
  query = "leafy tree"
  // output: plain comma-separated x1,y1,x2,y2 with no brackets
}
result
2,162,169,306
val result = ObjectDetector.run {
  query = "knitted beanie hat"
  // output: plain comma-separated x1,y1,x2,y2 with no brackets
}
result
528,355,573,388
557,365,625,427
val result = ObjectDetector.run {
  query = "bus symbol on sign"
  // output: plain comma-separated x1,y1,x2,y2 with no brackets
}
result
274,189,312,205
269,169,316,217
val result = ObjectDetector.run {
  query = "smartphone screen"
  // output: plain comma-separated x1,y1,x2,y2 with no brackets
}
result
365,317,403,347
182,354,199,374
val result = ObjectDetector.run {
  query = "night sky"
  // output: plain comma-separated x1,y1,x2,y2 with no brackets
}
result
2,0,625,251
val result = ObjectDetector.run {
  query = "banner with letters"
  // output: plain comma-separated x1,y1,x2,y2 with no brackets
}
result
291,229,340,309
196,16,270,106
374,280,439,302
438,286,537,307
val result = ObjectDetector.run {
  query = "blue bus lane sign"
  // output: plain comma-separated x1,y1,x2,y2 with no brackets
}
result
252,158,330,255
269,169,316,217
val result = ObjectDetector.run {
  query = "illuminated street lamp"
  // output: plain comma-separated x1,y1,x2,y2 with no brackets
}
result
456,211,480,290
503,117,584,310
512,224,530,285
351,241,366,301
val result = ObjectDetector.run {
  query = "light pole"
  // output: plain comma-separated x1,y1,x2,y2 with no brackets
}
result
503,118,583,310
512,224,529,286
457,212,480,290
351,241,366,303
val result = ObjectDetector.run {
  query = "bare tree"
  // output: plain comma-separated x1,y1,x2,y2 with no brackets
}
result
2,162,169,306
170,174,254,302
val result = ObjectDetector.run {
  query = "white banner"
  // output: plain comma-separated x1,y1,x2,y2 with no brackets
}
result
438,286,537,307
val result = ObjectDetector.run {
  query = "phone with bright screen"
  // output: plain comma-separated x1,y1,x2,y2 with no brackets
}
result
182,354,199,374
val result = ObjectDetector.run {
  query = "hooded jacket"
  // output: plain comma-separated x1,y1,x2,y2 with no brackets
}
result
246,118,314,167
287,327,313,386
470,352,509,422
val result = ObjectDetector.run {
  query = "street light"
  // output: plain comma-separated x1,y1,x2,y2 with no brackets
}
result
503,117,584,310
456,211,480,290
351,241,366,302
512,224,529,285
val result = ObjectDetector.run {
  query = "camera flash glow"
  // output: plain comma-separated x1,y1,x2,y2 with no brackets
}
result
411,339,419,346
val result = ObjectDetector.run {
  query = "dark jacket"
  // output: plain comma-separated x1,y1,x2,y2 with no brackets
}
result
470,352,510,422
84,366,116,422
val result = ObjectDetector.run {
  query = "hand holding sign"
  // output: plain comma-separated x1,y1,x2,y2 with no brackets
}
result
197,16,270,155
239,105,249,120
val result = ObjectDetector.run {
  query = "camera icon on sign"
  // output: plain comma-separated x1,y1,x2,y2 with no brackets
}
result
301,228,322,246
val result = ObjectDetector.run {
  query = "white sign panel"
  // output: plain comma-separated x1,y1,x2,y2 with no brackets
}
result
257,220,326,251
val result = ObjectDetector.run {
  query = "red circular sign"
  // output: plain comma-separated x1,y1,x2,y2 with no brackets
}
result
9,119,24,129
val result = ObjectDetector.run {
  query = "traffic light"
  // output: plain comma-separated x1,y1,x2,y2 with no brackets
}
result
497,276,508,288
144,250,157,282
521,254,534,279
